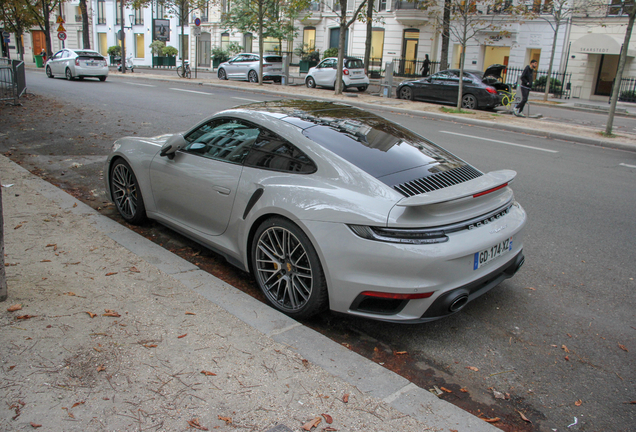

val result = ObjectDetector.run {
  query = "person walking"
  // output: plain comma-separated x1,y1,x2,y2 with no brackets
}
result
514,59,537,117
40,48,47,63
421,54,431,77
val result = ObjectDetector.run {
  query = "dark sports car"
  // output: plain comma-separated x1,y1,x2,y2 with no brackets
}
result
397,68,502,110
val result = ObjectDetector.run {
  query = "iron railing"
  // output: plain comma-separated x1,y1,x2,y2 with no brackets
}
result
0,65,18,105
502,66,572,99
618,77,636,102
391,58,441,78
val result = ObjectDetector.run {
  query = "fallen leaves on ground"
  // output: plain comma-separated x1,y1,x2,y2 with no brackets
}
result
46,244,57,251
302,417,322,430
618,343,628,352
517,410,531,423
105,272,118,276
218,416,232,424
143,344,157,348
342,394,349,403
30,422,42,428
466,366,479,372
102,309,121,317
86,311,97,318
72,401,85,408
201,370,216,376
460,388,468,393
40,259,51,262
129,266,140,273
14,223,23,229
63,292,76,296
185,311,196,315
482,417,500,423
7,304,22,312
61,407,75,418
321,413,333,424
575,399,583,406
16,315,36,320
562,345,570,353
186,418,208,430
440,387,452,393
96,365,105,372
177,333,187,339
394,351,408,355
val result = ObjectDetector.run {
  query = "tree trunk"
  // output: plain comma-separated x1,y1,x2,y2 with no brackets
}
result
606,6,635,135
543,22,560,101
42,0,53,57
120,0,126,73
364,0,373,71
440,0,451,70
80,0,90,49
0,176,7,302
258,0,264,86
335,0,347,95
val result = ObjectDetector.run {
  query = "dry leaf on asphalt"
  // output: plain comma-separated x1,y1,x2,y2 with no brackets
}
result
618,343,628,352
466,366,479,372
218,416,232,424
7,304,22,312
483,417,500,423
201,370,216,376
565,356,570,361
342,393,349,403
71,401,85,408
105,272,118,276
460,388,468,393
440,387,452,393
321,413,333,424
143,344,157,348
177,333,187,339
16,315,36,320
86,311,97,318
394,351,408,355
96,365,105,372
30,422,42,428
14,223,23,229
324,428,338,432
518,410,532,422
102,309,121,317
185,311,196,315
562,345,570,353
46,244,57,251
575,399,583,406
129,266,140,273
302,417,322,430
186,418,209,430
40,259,51,262
63,292,76,296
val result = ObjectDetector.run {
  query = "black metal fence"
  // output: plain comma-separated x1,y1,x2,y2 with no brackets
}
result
391,58,441,78
502,66,572,99
0,59,26,105
618,77,636,103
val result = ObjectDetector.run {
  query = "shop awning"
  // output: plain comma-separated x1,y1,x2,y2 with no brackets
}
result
571,34,636,57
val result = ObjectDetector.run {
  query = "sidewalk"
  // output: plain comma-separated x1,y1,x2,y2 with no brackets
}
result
0,154,499,431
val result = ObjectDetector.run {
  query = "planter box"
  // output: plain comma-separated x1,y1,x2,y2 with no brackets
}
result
299,60,318,73
213,58,223,68
152,56,176,67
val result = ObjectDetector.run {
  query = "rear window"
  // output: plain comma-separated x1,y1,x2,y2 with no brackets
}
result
264,56,282,63
345,58,364,69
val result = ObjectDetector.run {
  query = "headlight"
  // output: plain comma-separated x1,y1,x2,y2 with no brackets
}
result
348,225,448,244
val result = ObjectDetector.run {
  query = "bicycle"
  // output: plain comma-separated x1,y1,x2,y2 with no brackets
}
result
499,86,521,111
176,60,191,79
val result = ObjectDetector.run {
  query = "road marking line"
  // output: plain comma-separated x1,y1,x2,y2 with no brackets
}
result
440,131,559,153
232,97,261,102
170,88,214,95
619,163,636,169
124,82,155,87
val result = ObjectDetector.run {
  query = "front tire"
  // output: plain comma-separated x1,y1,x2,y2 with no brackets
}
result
65,68,74,80
252,217,328,319
99,76,107,82
218,68,227,80
248,70,259,83
358,85,368,92
110,159,147,225
399,86,413,100
306,76,316,88
46,66,54,78
462,94,478,110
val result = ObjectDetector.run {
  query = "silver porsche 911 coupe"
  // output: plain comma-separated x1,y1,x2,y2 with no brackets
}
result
105,100,526,323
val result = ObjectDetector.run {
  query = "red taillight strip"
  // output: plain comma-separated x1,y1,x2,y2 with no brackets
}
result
361,291,434,300
473,183,508,198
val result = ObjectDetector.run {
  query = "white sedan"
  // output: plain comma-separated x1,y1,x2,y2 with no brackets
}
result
45,49,108,81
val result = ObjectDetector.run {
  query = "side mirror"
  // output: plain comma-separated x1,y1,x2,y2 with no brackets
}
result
159,133,187,159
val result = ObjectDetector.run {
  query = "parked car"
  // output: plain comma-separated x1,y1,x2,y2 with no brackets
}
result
45,49,108,81
396,69,501,109
105,100,526,323
305,57,369,91
217,53,284,83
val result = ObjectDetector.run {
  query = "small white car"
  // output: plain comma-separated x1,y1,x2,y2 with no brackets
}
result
217,53,284,83
45,49,109,81
305,57,369,91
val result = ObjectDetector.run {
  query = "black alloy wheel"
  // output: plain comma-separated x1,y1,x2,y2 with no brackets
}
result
218,68,227,80
399,86,414,100
110,159,147,225
462,94,478,110
248,70,259,83
252,217,328,319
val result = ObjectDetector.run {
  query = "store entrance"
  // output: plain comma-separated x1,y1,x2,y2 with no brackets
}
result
594,54,619,96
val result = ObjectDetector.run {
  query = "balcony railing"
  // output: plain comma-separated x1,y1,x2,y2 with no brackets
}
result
394,0,421,9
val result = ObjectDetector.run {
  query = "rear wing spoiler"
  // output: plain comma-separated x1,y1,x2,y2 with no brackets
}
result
395,170,516,207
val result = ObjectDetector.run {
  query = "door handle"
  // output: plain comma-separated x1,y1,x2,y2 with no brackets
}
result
213,186,231,195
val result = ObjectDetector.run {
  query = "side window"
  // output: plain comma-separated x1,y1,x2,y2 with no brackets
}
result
183,118,259,164
52,51,64,60
244,129,316,173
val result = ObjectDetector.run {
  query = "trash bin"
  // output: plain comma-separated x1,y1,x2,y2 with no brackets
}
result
34,55,44,68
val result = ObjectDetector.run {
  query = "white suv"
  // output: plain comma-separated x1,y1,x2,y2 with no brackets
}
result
217,53,284,83
305,57,369,92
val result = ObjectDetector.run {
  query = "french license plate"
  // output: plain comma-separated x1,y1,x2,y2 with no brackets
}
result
474,237,512,270
353,71,362,75
271,68,281,72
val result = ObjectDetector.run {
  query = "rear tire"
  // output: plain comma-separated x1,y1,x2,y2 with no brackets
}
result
461,94,478,110
248,70,259,83
99,76,107,82
65,68,73,80
110,159,147,225
252,217,328,319
399,86,414,100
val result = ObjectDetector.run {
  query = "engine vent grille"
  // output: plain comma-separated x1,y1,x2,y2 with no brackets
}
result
394,165,483,197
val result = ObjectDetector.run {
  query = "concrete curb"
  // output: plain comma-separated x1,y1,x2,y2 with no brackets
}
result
2,155,500,431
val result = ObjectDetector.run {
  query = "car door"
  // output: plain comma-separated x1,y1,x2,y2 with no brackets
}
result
49,50,65,74
225,55,244,78
149,118,259,236
441,71,461,104
416,72,446,102
313,59,337,86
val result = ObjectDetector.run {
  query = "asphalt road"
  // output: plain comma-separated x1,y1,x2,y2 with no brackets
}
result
2,70,635,432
